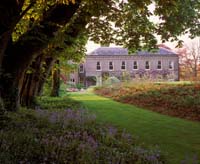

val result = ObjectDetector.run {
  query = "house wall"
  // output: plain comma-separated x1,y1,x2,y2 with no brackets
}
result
82,55,179,82
69,70,79,85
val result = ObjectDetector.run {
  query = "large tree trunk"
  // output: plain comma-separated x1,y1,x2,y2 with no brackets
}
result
20,55,57,107
20,55,44,108
0,97,6,129
0,0,25,66
0,75,21,111
50,60,60,97
0,0,26,113
0,2,80,111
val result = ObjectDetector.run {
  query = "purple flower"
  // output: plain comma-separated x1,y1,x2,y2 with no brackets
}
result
86,135,98,149
108,126,118,136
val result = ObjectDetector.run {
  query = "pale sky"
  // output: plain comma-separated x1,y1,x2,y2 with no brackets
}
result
86,36,197,53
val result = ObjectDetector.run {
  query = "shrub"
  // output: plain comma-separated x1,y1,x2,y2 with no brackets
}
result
36,96,82,110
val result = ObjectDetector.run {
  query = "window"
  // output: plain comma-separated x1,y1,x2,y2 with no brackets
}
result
169,61,174,70
79,64,84,73
133,61,138,70
121,61,126,70
96,61,101,71
145,61,150,70
109,61,114,71
157,61,162,70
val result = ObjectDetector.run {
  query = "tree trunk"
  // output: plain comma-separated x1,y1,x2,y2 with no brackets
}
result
0,0,25,112
0,97,6,129
0,75,21,111
37,57,56,96
0,2,80,111
20,55,44,108
50,60,60,97
0,32,12,67
0,0,25,66
194,61,198,78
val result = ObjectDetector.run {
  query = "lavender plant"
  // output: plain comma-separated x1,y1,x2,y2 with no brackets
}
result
0,108,165,164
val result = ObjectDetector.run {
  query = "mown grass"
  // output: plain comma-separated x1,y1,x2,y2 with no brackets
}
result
70,91,200,164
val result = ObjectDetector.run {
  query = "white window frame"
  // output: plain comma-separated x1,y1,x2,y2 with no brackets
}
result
169,61,174,70
157,61,162,70
96,61,101,71
133,61,138,70
145,61,150,70
79,64,84,73
121,61,126,70
109,61,114,71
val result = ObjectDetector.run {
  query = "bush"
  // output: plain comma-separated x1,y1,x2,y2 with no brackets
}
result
103,76,121,86
76,83,85,90
36,96,82,110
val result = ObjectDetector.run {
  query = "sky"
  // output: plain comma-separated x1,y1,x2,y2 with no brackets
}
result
85,34,198,53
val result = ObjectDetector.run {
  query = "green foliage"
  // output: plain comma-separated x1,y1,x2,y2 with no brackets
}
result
154,0,200,40
42,76,52,96
75,83,85,90
87,0,200,51
103,76,121,86
13,0,77,41
59,82,67,96
13,0,200,54
36,96,82,110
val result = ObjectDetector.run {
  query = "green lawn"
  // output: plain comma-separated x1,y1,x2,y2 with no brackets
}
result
70,92,200,164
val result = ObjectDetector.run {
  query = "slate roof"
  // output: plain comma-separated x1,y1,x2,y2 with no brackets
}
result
137,48,177,55
88,47,128,56
88,46,177,56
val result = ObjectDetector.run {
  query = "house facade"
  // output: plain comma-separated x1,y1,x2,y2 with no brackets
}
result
70,47,179,87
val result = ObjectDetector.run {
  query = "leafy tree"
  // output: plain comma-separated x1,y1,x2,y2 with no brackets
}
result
20,8,88,107
176,39,200,80
0,0,199,112
0,0,81,111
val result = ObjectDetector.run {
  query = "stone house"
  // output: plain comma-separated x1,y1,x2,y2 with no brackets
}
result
69,46,179,87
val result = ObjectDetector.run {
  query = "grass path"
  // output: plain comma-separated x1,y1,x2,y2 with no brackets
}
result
70,92,200,164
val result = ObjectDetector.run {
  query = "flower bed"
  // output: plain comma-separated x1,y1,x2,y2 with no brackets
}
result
95,82,200,121
0,106,164,163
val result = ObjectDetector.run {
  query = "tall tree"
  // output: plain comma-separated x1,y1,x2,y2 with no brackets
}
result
20,7,89,106
1,1,80,111
0,0,199,112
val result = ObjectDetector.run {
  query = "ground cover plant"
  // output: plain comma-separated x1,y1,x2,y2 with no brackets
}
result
94,82,200,121
36,96,82,110
0,97,165,164
70,92,200,164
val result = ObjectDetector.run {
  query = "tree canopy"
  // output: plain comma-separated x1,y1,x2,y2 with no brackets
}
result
0,0,199,111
